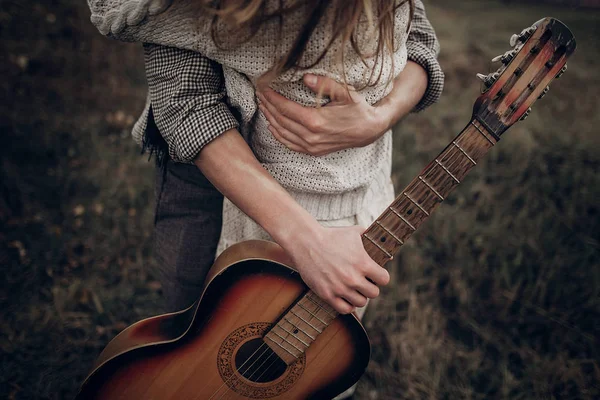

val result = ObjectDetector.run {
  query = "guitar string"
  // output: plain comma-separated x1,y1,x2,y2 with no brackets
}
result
211,127,486,399
241,307,328,388
379,129,475,249
207,340,272,399
248,308,326,386
216,307,327,400
209,314,315,400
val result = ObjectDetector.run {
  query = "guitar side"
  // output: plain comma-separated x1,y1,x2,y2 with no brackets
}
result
77,240,371,400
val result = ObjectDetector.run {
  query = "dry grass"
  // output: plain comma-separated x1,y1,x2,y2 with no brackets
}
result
0,0,598,399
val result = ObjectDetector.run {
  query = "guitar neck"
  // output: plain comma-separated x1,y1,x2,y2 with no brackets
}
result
264,118,501,365
361,118,498,266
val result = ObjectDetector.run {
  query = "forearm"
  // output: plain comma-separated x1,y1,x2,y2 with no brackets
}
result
373,60,429,133
194,128,321,248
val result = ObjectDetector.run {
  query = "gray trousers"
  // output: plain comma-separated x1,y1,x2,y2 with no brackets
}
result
153,161,223,313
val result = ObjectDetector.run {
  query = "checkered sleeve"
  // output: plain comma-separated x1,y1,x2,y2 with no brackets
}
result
407,0,445,112
143,43,239,164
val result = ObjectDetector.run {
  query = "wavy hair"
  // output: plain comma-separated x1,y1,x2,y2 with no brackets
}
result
198,0,414,88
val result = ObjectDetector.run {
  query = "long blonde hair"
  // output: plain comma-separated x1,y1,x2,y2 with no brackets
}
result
199,0,414,88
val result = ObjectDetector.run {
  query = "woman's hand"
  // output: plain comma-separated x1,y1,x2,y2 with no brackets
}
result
258,74,389,157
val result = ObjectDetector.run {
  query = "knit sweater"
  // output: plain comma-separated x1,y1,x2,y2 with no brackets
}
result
88,0,440,220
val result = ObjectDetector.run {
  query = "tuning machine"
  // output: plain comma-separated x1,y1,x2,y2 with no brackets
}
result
492,50,517,65
510,26,536,48
476,72,500,92
538,86,550,100
556,64,568,79
520,107,532,121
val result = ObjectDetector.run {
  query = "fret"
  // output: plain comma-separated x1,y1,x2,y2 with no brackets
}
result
304,295,336,319
435,159,460,184
275,324,310,347
297,302,327,325
283,316,315,340
270,330,305,353
264,336,300,357
375,220,404,245
403,193,430,216
452,141,477,165
470,121,495,145
363,234,393,259
389,207,416,231
418,176,444,200
290,310,322,333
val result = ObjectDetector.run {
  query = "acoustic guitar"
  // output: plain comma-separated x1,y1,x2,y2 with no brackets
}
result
77,18,575,400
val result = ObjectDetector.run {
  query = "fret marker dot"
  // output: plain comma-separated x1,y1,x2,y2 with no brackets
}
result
407,209,413,215
380,237,386,243
293,329,299,334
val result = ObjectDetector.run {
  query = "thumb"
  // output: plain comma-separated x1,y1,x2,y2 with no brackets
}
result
304,74,355,104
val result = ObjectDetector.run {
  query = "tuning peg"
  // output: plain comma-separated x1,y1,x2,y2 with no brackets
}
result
520,108,532,121
510,27,536,47
492,50,516,65
476,72,499,89
556,64,568,79
509,34,520,47
538,86,550,99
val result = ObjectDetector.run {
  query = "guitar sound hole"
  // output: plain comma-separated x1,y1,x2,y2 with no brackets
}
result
234,338,287,383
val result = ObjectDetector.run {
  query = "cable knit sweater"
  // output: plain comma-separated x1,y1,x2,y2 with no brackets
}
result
88,0,438,220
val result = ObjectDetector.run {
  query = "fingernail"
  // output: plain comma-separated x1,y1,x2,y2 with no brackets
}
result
305,74,317,87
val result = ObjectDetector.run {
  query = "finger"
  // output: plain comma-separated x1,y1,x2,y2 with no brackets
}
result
260,100,317,145
365,264,391,287
267,126,308,154
304,74,355,103
331,297,355,315
259,89,315,125
342,291,368,309
353,279,380,299
261,104,310,149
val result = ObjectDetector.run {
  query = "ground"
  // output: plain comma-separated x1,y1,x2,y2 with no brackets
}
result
0,0,598,399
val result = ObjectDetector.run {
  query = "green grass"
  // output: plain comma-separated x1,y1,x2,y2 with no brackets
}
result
0,0,598,399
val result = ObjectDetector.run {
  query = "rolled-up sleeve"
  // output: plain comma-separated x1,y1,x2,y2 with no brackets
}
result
407,0,445,112
144,43,239,163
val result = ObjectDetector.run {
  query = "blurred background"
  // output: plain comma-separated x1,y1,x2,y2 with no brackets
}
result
0,0,598,399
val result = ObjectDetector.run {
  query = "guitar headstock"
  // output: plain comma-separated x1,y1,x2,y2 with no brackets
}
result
472,18,576,139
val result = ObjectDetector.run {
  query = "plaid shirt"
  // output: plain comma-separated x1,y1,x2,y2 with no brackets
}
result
135,0,444,164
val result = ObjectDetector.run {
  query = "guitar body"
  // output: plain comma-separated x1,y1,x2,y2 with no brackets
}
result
77,240,370,400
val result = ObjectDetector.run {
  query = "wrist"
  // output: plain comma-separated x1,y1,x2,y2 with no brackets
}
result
262,204,323,250
370,102,396,136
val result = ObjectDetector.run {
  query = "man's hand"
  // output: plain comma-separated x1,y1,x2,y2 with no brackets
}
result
258,61,429,157
258,75,386,156
282,224,390,315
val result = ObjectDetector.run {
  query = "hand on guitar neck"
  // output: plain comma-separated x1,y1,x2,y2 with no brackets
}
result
280,224,390,315
196,128,390,315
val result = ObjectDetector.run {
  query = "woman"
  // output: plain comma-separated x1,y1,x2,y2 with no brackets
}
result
88,0,443,318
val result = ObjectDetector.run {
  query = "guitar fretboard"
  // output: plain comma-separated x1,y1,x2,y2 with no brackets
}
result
361,119,497,265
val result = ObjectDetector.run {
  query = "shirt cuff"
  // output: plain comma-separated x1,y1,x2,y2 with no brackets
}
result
168,102,240,164
407,41,445,113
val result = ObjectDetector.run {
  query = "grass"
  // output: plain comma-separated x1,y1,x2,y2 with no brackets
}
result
0,0,598,399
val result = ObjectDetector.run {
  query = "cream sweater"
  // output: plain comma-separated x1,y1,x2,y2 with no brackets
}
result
88,0,411,219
